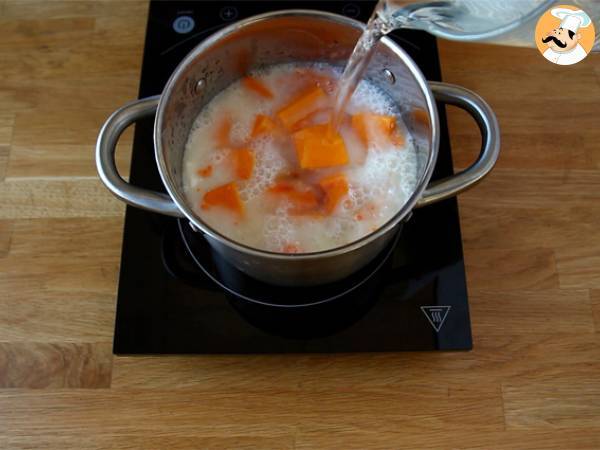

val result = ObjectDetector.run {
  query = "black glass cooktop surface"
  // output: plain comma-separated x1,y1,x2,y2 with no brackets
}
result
113,0,472,354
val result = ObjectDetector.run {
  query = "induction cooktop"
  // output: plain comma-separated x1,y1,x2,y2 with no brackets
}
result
112,0,472,354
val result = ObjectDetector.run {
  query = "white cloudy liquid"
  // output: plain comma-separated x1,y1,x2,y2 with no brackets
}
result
182,63,419,253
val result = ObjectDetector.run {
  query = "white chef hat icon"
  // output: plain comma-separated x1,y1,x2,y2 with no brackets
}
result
551,7,592,33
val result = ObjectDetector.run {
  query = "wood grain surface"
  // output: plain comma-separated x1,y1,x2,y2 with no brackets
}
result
1,1,599,448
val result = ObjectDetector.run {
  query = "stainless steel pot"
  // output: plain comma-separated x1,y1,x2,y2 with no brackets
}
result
96,10,500,286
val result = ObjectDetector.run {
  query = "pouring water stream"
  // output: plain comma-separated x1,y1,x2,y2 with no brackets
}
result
330,0,599,131
330,5,398,131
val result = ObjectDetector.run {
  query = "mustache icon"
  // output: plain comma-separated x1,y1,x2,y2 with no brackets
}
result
542,35,567,48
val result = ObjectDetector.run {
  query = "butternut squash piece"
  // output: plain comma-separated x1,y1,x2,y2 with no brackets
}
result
201,182,243,216
319,173,349,214
351,114,369,147
251,114,277,137
231,148,254,180
242,76,273,99
276,86,326,131
351,113,404,147
267,181,295,194
214,114,232,148
292,124,349,169
288,190,320,215
267,182,320,215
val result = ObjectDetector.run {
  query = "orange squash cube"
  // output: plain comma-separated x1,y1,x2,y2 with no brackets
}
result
231,148,254,180
351,114,369,147
287,190,320,214
267,182,320,215
319,173,349,214
351,113,403,147
267,181,295,194
292,124,349,169
251,114,277,137
277,86,326,131
242,76,274,99
201,182,244,216
214,114,232,148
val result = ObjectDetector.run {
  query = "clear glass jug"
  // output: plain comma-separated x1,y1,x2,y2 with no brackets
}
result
380,0,599,49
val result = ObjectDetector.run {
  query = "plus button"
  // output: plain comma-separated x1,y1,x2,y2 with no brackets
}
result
219,6,238,21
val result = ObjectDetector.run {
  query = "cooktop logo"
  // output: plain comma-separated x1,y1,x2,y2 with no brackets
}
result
535,5,595,65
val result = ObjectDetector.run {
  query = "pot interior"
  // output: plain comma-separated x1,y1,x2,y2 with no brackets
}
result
157,10,435,250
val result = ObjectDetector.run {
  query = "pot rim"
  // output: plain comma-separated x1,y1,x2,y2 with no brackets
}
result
154,9,440,261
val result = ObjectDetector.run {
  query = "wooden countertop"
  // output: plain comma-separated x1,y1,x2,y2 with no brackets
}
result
1,1,600,448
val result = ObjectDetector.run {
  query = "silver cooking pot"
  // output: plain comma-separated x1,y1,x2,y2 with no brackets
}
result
96,10,499,286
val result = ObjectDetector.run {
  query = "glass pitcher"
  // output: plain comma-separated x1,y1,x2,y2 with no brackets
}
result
379,0,600,49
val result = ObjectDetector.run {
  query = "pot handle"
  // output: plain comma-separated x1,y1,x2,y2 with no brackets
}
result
96,96,184,217
416,81,500,208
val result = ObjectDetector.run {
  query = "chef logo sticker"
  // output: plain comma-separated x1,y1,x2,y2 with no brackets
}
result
535,5,595,65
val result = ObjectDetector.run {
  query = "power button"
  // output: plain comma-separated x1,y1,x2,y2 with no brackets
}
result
173,15,195,34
